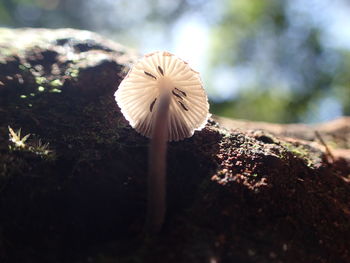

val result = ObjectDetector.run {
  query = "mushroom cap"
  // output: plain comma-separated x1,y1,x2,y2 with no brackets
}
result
115,51,210,141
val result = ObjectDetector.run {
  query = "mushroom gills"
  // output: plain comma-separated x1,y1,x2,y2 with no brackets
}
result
178,101,189,111
157,66,164,76
172,90,183,100
174,87,187,97
150,98,157,112
144,71,157,80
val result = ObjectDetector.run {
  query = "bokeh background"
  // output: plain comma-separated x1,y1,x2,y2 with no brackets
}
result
1,0,350,123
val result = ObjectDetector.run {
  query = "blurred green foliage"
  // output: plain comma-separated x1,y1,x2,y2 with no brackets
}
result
209,0,350,122
0,0,349,123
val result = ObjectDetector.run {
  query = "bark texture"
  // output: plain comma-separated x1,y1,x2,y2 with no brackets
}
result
0,28,349,263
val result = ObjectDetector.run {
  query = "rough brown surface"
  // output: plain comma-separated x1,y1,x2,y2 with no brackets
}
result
0,28,349,263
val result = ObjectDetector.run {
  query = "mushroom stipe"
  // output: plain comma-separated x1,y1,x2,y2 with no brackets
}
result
115,51,210,233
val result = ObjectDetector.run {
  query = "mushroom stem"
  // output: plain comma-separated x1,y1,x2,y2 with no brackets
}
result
147,88,171,233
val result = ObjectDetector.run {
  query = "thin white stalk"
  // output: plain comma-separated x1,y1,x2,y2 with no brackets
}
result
146,88,170,233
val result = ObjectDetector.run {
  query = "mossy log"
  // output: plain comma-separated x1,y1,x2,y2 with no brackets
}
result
0,28,349,263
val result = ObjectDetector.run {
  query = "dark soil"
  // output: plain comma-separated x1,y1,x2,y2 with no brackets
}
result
0,28,349,263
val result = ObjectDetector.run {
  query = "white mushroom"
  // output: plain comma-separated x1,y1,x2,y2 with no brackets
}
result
115,51,210,141
115,51,210,233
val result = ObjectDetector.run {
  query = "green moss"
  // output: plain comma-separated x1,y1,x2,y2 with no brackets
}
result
38,86,45,92
281,142,315,167
18,64,27,71
66,67,79,78
0,46,15,58
49,88,62,93
49,79,63,87
35,76,47,85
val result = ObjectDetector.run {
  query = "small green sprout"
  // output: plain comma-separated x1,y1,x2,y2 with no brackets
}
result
32,139,51,155
8,126,52,156
8,126,30,148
